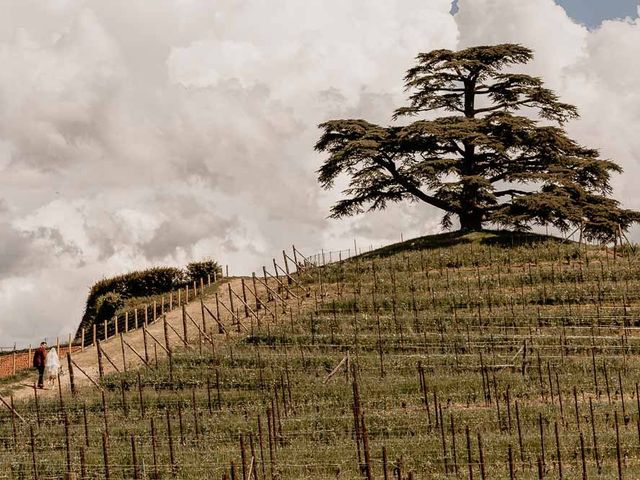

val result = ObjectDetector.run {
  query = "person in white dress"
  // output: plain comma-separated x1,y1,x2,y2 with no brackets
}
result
44,347,61,388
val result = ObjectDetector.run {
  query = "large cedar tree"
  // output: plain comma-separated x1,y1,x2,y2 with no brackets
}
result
315,44,638,240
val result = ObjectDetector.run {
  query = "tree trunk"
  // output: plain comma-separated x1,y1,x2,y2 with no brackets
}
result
458,212,483,231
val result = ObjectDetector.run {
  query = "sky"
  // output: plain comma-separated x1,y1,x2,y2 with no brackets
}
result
1,0,639,346
451,0,639,27
556,0,639,27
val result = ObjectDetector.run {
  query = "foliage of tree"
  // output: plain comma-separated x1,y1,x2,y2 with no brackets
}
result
186,259,222,283
315,44,638,240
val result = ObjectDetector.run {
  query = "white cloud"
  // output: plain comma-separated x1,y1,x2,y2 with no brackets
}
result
0,0,457,345
1,0,639,345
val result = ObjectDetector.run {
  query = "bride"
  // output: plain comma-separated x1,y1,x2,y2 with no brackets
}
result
44,347,61,388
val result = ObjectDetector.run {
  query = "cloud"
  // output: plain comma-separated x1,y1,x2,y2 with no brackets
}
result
0,0,457,344
1,0,639,345
454,0,640,215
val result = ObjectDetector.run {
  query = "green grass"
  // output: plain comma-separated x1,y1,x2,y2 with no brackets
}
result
2,232,640,479
0,369,34,396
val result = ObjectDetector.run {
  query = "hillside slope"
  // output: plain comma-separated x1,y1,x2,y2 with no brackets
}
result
2,232,640,479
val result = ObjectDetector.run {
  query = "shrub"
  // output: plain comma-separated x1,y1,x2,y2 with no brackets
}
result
186,259,222,283
75,258,223,340
95,292,124,323
76,266,190,339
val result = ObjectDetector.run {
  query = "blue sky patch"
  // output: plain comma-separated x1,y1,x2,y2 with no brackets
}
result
451,0,639,28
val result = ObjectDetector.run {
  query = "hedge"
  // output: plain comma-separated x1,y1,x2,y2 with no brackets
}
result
75,260,221,340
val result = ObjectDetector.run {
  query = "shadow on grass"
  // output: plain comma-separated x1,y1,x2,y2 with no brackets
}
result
358,229,568,260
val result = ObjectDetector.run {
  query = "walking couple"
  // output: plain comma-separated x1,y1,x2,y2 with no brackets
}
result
32,341,61,389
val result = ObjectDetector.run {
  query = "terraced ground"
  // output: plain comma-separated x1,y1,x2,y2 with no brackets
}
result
2,230,640,479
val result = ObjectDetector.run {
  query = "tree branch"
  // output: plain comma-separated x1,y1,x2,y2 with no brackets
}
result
377,156,457,213
449,141,466,156
474,99,531,114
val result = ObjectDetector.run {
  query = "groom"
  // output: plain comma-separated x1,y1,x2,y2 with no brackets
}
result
33,341,47,389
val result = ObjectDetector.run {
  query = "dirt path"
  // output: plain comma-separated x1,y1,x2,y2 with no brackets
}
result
8,277,253,402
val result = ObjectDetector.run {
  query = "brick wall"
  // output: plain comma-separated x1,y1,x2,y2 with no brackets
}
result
0,346,80,378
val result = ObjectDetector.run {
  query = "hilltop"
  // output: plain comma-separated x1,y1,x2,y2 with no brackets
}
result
1,232,639,479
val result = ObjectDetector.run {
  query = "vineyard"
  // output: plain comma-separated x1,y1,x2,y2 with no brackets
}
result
2,230,640,479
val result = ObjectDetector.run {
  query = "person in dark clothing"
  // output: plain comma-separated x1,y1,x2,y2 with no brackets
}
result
33,342,47,389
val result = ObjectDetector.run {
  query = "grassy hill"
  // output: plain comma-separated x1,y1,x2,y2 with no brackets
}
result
2,231,640,479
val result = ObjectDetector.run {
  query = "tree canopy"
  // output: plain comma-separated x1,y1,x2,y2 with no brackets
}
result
315,44,638,241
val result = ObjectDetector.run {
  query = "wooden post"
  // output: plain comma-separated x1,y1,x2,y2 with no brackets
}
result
120,334,127,373
361,412,373,480
114,316,118,336
508,444,515,480
263,266,270,302
382,446,389,480
182,305,189,346
67,351,76,396
134,309,139,329
137,372,145,419
104,320,108,341
33,384,41,428
93,325,97,346
63,411,72,474
125,312,129,333
153,300,157,322
30,426,38,480
554,421,563,480
192,388,200,441
150,418,159,479
142,325,149,363
102,432,110,480
101,391,110,438
240,434,248,480
167,410,176,476
465,426,473,480
252,273,261,311
96,339,104,379
83,404,90,447
579,432,587,480
589,397,600,472
163,315,171,352
478,432,486,480
167,347,174,386
81,329,85,351
216,369,222,409
79,447,87,480
615,411,623,480
131,434,141,480
282,250,291,285
200,297,207,334
242,279,249,318
216,293,223,334
228,283,236,321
